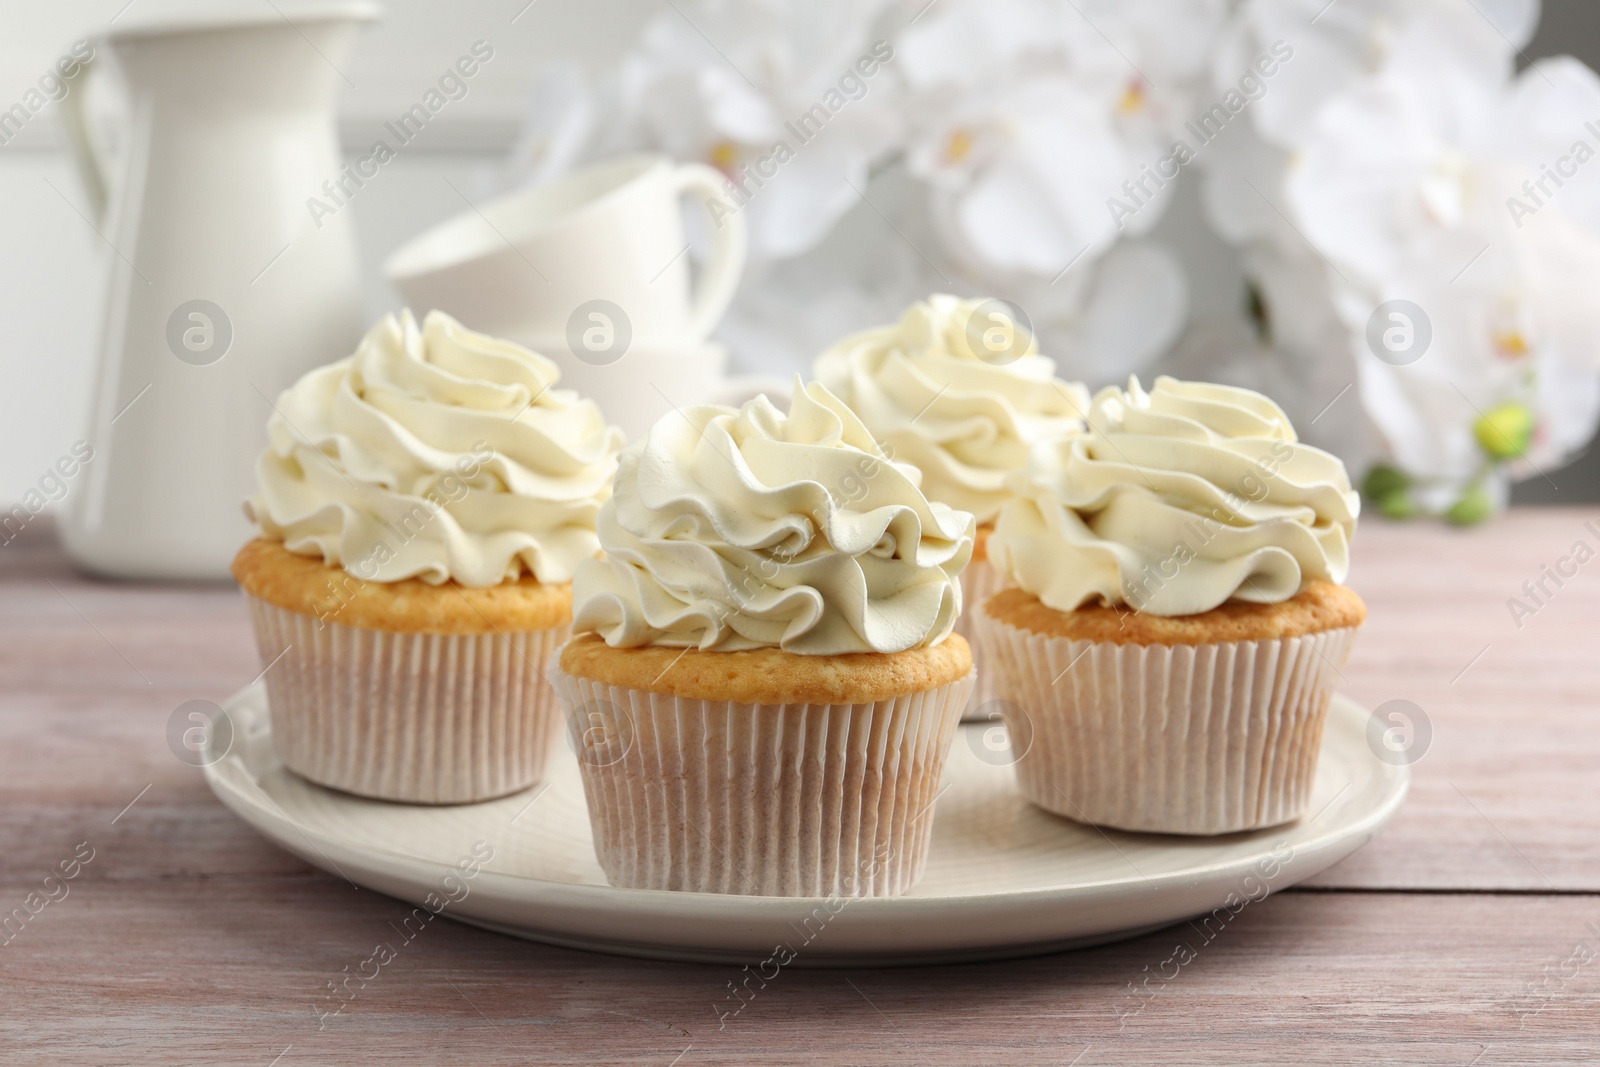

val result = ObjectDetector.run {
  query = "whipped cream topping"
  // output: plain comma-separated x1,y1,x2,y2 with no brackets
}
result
571,378,975,654
813,294,1090,525
249,309,624,587
988,376,1359,617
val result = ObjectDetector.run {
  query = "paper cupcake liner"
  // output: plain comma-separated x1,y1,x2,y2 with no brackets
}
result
245,595,567,804
953,555,1011,721
973,606,1358,835
549,667,974,897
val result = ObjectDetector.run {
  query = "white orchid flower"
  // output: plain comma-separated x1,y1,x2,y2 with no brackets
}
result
1219,0,1539,149
916,76,1149,274
896,0,1226,276
980,239,1190,385
607,0,904,262
1287,49,1600,506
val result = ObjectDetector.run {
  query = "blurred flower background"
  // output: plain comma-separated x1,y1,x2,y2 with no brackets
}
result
5,0,1600,524
504,0,1600,523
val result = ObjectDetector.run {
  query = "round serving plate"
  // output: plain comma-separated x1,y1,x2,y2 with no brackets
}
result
205,682,1407,967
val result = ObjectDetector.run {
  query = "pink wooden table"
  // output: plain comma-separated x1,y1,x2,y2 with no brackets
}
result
3,512,1597,1064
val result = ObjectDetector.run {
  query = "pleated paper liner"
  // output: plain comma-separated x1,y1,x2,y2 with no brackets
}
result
550,667,974,897
974,604,1358,835
952,555,1010,720
245,595,567,805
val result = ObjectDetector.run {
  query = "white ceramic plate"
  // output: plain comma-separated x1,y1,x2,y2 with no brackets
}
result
205,682,1407,966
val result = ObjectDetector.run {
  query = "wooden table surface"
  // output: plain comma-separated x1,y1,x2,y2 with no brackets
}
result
4,511,1598,1065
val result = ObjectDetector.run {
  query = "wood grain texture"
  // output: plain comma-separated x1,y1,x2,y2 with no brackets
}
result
2,513,1598,1063
1,881,1596,1065
1310,509,1600,891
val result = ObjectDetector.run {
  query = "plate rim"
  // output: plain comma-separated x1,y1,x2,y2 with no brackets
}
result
204,681,1409,962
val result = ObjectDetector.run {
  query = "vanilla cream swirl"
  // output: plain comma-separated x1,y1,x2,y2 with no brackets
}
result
248,309,624,587
571,378,975,654
988,376,1359,617
813,294,1090,525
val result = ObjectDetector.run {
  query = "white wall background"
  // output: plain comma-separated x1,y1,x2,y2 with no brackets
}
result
1,0,1596,506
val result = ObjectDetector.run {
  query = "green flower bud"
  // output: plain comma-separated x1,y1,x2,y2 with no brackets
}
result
1473,402,1533,459
1378,490,1416,520
1362,464,1411,503
1446,483,1495,526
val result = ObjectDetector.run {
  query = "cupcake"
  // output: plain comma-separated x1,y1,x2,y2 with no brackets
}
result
554,377,976,896
814,295,1088,717
974,375,1364,835
232,309,623,804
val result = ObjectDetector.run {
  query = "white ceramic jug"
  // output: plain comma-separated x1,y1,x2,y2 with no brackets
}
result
59,4,378,580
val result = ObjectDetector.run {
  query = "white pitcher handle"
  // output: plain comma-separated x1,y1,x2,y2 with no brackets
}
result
670,162,747,342
59,52,108,224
